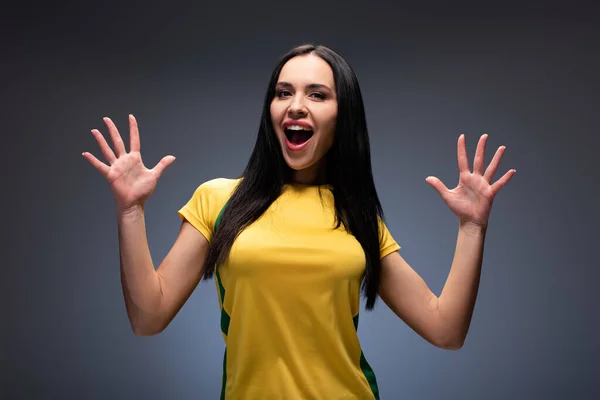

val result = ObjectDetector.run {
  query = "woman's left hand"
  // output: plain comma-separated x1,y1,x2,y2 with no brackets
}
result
425,134,515,229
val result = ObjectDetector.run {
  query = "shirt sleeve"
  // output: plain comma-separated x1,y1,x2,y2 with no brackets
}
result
177,178,238,242
378,217,401,259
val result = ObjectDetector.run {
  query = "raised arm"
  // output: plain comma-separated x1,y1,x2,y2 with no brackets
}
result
118,208,209,336
379,134,515,349
84,115,209,336
379,224,484,350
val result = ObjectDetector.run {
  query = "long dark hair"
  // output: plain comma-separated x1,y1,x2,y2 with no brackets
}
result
202,44,386,310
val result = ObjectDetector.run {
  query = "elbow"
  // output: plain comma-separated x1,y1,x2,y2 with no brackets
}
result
434,332,466,350
432,305,467,350
437,339,464,351
126,304,167,336
130,319,165,337
132,327,161,337
132,325,163,337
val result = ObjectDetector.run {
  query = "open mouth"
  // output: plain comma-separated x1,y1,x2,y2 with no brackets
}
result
284,126,314,145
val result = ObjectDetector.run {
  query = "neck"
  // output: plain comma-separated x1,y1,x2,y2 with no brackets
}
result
291,158,328,185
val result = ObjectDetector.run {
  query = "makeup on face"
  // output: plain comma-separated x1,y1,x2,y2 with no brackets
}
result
270,55,338,183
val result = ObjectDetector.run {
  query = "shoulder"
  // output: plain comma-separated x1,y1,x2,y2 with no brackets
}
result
209,177,242,188
191,177,241,211
198,177,241,190
182,177,242,212
179,177,242,233
193,177,242,198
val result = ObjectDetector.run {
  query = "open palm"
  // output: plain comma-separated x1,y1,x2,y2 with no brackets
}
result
425,134,515,228
82,115,175,213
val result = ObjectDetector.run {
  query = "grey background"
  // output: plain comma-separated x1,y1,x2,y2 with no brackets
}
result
3,1,599,399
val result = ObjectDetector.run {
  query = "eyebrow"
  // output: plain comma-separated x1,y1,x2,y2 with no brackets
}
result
275,81,334,91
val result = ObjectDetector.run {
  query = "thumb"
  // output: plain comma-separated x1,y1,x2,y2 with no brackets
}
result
152,155,176,178
425,176,448,195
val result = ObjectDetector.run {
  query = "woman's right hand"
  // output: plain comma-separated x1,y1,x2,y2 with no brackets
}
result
83,115,176,214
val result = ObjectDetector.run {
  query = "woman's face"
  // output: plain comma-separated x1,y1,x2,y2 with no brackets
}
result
270,54,338,184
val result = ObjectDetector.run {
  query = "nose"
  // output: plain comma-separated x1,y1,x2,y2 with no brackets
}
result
288,96,307,117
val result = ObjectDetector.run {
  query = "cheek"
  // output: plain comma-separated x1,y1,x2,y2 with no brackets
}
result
270,102,283,124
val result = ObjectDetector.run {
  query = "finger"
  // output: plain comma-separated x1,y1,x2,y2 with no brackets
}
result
473,134,488,175
483,146,506,183
151,155,176,178
457,134,470,173
103,117,127,157
82,151,110,177
129,114,140,153
425,176,449,196
90,129,117,164
491,169,516,194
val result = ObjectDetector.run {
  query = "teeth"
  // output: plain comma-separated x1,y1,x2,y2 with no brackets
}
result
286,125,312,131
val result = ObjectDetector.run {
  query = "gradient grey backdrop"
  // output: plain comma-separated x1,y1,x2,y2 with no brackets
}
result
3,1,599,399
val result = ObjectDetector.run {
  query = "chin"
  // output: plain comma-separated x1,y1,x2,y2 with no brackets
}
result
277,132,328,174
283,157,316,171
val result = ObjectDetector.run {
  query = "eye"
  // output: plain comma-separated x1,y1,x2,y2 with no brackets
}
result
309,92,326,100
276,90,292,98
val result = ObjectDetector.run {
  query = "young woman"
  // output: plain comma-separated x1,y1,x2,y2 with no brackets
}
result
82,44,515,399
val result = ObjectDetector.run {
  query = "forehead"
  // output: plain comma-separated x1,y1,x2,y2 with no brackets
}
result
277,54,335,88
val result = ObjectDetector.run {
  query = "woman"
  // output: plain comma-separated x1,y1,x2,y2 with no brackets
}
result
82,44,515,399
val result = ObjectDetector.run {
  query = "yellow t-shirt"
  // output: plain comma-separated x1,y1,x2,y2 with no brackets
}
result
178,178,400,400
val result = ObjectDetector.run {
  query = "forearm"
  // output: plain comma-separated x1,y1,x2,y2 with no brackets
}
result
117,205,164,335
436,221,487,349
